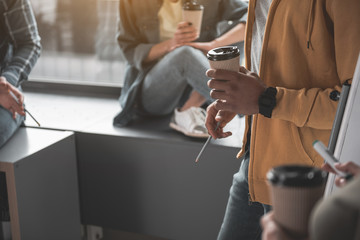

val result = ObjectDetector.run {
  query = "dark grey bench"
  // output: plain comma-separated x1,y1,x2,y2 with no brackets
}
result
76,116,242,240
21,86,243,240
0,127,81,240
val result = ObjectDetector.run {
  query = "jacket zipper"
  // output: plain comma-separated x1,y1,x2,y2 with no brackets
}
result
306,0,316,49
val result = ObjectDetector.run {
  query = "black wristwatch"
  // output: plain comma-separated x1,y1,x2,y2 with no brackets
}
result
258,87,277,118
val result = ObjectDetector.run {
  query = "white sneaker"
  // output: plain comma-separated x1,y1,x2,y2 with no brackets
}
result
169,107,209,138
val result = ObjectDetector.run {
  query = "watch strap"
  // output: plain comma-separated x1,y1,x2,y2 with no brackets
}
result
258,87,277,118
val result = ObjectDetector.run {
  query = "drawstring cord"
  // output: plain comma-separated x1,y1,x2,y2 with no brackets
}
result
307,0,316,49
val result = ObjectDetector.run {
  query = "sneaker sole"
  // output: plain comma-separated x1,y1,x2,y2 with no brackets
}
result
169,122,209,138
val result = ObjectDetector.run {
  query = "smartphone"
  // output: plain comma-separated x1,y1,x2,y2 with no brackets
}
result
313,140,347,177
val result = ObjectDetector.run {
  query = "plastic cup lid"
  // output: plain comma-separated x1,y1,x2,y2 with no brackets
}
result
207,46,240,61
267,165,327,187
183,1,204,10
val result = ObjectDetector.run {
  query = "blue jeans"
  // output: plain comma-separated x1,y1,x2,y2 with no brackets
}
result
141,46,212,115
217,151,272,240
0,106,24,149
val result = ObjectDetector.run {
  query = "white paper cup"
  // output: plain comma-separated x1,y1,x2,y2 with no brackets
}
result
182,1,204,37
207,46,240,72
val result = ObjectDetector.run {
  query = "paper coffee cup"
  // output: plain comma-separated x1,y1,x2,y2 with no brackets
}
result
182,1,204,37
207,46,240,72
267,165,327,238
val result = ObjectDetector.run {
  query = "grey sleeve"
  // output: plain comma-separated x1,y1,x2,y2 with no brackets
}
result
117,0,154,70
219,0,248,24
309,177,360,240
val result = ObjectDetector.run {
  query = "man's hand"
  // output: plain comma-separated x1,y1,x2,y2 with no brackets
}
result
261,212,284,240
205,102,236,139
261,212,307,240
206,66,267,115
322,161,360,187
0,76,25,119
168,22,198,51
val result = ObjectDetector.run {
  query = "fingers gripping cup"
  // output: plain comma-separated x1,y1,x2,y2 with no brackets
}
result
207,46,240,72
267,165,327,238
182,1,204,37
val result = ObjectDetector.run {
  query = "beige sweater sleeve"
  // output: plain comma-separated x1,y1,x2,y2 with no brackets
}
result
309,177,360,240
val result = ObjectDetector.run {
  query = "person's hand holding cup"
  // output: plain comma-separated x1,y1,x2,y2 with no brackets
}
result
205,46,240,138
182,1,204,38
267,165,327,239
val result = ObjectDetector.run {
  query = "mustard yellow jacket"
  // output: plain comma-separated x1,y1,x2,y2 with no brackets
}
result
240,0,360,204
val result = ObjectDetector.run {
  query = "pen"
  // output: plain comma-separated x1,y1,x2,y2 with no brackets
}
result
9,90,40,126
195,121,221,163
313,140,353,180
24,108,41,127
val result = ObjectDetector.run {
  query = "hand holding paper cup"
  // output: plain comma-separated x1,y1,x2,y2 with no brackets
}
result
267,165,327,238
195,46,240,163
182,1,204,37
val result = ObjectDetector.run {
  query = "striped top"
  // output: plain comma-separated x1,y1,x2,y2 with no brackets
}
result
0,0,41,87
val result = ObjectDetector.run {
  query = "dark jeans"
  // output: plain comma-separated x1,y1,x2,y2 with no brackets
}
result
0,106,24,149
217,151,272,240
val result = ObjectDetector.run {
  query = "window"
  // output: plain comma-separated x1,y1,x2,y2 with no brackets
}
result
31,0,125,86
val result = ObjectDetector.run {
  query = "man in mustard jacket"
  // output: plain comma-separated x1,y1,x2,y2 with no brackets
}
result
205,0,360,239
